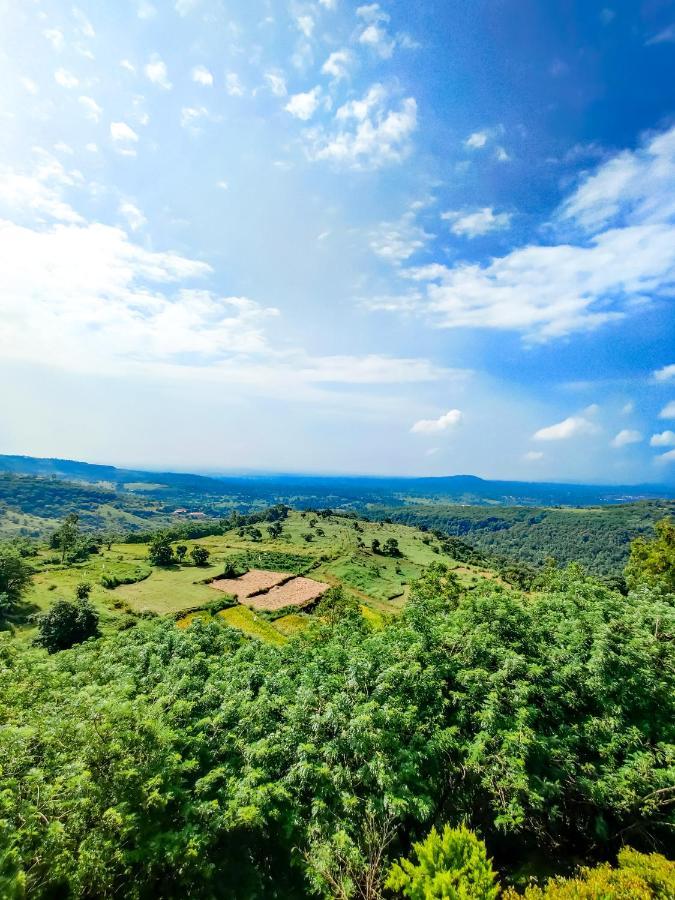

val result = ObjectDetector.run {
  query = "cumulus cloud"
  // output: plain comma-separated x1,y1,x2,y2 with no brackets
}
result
650,431,675,447
110,122,139,144
465,130,488,149
285,87,321,120
322,50,352,80
659,401,675,419
611,429,642,448
654,363,675,382
411,409,462,434
442,207,512,238
144,55,172,89
356,4,395,58
533,415,598,441
192,65,213,86
308,83,416,169
656,449,675,464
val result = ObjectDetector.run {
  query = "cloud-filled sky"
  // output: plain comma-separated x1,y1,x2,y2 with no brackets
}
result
1,0,675,482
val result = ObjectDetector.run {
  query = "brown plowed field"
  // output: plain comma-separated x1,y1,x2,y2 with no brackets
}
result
210,569,290,598
244,576,330,611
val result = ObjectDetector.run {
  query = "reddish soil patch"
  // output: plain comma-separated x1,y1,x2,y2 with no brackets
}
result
245,576,330,611
210,569,290,599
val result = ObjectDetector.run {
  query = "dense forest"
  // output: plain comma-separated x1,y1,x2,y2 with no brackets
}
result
369,501,675,575
1,514,674,897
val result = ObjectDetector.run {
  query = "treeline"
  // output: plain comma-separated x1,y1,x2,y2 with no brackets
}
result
369,500,675,575
1,525,674,896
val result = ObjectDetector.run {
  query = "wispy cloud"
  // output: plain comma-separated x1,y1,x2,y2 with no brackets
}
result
144,54,172,89
442,207,511,238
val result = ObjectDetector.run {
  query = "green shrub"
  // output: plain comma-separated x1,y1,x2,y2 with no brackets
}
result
386,825,499,899
503,848,675,899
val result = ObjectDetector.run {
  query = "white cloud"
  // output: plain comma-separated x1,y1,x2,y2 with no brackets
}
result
225,73,244,96
296,14,314,37
110,122,139,144
0,158,83,224
533,415,598,441
650,431,675,447
654,363,675,382
372,125,675,340
144,55,172,90
659,401,675,419
411,409,462,434
285,87,321,120
442,207,512,238
319,0,337,8
216,179,229,190
524,450,544,461
611,429,642,448
370,211,432,262
646,25,675,46
44,29,65,51
118,200,147,232
656,449,675,465
54,68,79,89
321,50,352,80
120,59,136,74
465,130,488,149
192,65,213,86
78,95,102,122
265,72,287,97
180,106,211,129
621,401,634,415
356,4,395,58
308,84,416,169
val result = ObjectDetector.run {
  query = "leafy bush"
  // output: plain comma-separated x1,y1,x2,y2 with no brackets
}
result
503,848,675,899
34,599,100,652
100,563,151,589
386,825,499,899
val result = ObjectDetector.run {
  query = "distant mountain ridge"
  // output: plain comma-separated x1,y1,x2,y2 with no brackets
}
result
1,453,673,507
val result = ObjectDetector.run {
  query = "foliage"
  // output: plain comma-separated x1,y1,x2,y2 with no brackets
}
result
0,530,674,897
75,581,91,600
190,544,210,566
99,562,152,589
147,532,175,566
386,825,499,899
0,545,33,615
625,518,675,592
502,848,675,898
223,549,315,575
50,512,80,563
176,543,188,562
34,598,100,652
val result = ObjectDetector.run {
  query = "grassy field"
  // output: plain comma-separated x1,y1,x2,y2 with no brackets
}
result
15,511,499,644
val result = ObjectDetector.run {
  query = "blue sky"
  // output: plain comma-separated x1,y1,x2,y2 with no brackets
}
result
1,0,675,482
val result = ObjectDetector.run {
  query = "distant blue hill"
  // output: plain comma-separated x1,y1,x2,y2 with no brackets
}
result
0,453,673,507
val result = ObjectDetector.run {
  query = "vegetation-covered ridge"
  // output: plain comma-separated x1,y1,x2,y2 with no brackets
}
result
0,514,674,897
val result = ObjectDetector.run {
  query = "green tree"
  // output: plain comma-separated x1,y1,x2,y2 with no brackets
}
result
147,533,175,566
371,538,381,553
190,545,210,566
383,537,400,557
0,545,33,616
175,544,188,563
625,518,675,592
75,581,91,601
51,513,79,563
35,599,100,653
386,825,499,899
